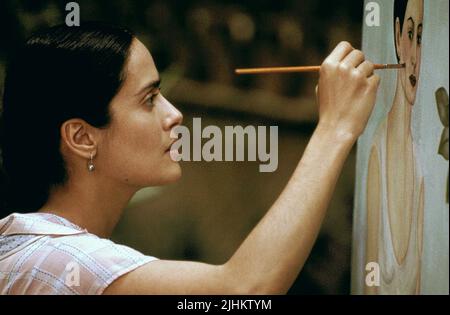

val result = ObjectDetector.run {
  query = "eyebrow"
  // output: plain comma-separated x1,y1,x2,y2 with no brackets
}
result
407,17,415,27
136,77,161,97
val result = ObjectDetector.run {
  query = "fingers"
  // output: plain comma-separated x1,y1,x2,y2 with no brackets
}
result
323,41,354,64
367,74,381,89
320,40,379,90
357,61,375,78
342,50,365,68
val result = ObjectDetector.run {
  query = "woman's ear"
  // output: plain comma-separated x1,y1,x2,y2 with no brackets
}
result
60,119,98,160
395,17,402,62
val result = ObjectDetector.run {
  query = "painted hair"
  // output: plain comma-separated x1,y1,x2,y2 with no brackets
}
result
394,0,409,61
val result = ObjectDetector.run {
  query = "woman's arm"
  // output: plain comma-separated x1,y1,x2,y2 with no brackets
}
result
103,124,356,295
224,122,357,294
104,41,380,295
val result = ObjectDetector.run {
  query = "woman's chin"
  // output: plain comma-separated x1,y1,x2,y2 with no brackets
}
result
162,164,183,184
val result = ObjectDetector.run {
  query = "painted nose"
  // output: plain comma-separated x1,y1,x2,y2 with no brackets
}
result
411,39,418,71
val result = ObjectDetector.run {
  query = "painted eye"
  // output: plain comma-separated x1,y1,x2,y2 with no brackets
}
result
417,35,422,45
408,31,413,40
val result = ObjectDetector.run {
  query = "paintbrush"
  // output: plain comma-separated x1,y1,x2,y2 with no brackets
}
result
235,63,405,75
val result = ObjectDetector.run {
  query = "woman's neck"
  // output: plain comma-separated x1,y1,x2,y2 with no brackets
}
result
38,172,139,238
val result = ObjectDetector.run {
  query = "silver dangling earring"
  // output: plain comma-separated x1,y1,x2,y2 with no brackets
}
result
87,152,95,172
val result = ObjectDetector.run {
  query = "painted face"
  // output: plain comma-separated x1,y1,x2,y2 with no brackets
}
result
98,39,183,188
395,0,424,105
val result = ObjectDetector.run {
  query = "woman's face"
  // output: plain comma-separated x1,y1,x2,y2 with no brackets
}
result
98,39,183,188
396,0,424,105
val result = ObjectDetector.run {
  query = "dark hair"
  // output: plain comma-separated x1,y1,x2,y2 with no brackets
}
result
394,0,409,61
0,23,134,217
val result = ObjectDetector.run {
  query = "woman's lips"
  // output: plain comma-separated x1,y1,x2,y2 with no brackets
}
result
409,74,417,87
165,140,176,152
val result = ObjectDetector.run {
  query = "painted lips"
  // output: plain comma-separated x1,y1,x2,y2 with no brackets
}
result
409,74,417,87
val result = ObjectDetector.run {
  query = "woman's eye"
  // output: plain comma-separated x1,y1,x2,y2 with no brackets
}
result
417,35,422,45
145,90,160,108
146,95,156,107
408,30,413,40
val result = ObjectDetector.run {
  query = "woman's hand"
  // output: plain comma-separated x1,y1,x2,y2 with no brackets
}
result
316,41,380,139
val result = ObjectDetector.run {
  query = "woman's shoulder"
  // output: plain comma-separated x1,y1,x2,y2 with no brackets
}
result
0,212,158,295
40,230,158,294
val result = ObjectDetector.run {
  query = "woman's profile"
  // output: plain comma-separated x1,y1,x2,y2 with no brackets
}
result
0,22,380,294
366,0,424,294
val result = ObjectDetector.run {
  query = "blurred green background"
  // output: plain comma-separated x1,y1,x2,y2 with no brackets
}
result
0,0,364,294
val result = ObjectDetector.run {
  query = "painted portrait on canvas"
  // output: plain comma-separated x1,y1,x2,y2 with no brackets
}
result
365,0,424,294
353,0,449,295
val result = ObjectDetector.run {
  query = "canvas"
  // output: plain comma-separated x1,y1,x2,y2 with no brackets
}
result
352,0,449,294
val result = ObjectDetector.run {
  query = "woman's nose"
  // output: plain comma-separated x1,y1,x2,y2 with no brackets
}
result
161,96,183,130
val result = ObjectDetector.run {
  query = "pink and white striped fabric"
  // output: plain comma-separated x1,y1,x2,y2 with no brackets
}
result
0,212,158,295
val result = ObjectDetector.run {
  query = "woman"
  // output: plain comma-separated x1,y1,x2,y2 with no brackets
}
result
0,23,379,294
366,0,424,294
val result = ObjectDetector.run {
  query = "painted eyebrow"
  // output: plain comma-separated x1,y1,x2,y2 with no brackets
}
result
136,77,161,97
407,17,415,27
